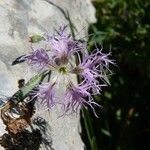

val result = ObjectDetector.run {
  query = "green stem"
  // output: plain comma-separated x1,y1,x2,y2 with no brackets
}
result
82,109,98,150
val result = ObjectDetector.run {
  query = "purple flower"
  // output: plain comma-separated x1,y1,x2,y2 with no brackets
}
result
62,82,100,117
14,25,115,117
26,48,50,70
37,83,56,108
48,26,86,64
72,48,114,85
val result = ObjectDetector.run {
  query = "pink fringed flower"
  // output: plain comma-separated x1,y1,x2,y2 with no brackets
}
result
18,25,114,116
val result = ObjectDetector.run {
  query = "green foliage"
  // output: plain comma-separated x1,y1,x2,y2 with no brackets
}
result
29,35,45,43
82,109,98,150
15,71,48,102
81,0,150,149
20,71,46,97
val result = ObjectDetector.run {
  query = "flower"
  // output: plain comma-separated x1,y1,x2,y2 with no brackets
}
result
16,25,114,117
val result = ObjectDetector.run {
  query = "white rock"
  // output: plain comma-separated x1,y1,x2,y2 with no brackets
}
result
0,0,96,149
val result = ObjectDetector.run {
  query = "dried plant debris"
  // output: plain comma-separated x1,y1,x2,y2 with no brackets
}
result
0,79,38,149
0,98,53,149
0,78,38,134
1,100,35,134
0,101,53,149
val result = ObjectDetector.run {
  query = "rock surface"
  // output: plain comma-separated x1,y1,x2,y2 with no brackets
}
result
0,0,96,149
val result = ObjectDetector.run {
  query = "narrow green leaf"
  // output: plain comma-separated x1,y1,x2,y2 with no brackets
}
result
20,71,47,98
82,109,98,150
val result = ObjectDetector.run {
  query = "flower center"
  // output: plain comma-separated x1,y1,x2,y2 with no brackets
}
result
59,66,67,74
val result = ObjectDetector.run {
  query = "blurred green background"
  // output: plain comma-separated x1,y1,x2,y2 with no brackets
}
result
81,0,150,150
